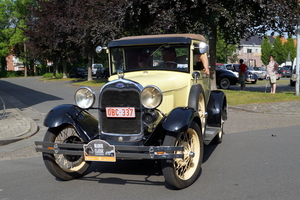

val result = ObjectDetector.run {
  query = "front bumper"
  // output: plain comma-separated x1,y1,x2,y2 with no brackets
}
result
35,140,184,160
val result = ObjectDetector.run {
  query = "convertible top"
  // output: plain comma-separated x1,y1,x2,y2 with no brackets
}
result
108,34,207,47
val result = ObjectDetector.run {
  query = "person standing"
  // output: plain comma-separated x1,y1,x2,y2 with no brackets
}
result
238,59,248,90
266,55,278,93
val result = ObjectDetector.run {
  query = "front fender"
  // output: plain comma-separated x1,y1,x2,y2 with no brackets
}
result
207,91,227,127
162,107,199,133
44,104,99,141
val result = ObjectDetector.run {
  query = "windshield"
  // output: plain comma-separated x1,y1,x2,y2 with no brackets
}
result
109,44,190,74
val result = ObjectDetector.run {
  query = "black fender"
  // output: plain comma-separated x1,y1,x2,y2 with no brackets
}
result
188,83,205,110
44,104,99,141
207,91,227,127
162,107,199,133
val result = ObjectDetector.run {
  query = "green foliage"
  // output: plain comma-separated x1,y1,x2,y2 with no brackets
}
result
283,36,296,64
272,36,285,64
261,36,272,65
42,73,63,79
0,70,23,77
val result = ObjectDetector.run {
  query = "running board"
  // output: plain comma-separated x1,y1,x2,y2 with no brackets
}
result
204,126,222,145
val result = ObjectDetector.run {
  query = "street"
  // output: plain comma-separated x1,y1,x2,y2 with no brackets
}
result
0,77,300,199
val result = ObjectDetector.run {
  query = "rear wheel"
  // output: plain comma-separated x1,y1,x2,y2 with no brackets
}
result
42,125,91,181
161,122,203,189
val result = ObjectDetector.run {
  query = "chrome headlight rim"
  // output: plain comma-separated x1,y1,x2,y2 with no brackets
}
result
74,86,95,109
140,85,163,109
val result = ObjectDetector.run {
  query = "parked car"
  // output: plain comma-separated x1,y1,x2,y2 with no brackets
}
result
96,66,109,78
253,66,267,80
215,63,226,70
278,66,292,77
91,63,104,75
290,67,298,86
69,67,88,78
35,34,228,190
216,68,239,89
248,66,266,80
225,64,258,84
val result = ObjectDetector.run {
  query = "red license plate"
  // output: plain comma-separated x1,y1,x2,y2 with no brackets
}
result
106,107,135,118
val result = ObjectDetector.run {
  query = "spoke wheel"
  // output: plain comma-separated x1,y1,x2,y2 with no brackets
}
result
161,122,203,189
42,125,91,181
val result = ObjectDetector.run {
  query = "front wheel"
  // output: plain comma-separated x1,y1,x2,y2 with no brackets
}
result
161,122,203,189
42,125,91,181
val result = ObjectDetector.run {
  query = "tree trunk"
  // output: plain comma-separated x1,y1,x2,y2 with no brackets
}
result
62,58,68,78
209,24,217,90
87,55,93,81
24,43,27,77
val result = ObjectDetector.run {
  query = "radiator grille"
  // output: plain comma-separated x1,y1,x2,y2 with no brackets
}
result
100,88,141,134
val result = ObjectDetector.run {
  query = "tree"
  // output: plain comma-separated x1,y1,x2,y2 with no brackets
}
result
261,36,273,65
272,36,285,64
0,0,35,75
122,0,300,88
283,36,297,64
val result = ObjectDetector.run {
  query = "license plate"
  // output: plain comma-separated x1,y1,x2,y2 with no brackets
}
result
106,107,135,118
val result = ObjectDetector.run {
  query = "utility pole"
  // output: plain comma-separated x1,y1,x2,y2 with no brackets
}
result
296,19,300,96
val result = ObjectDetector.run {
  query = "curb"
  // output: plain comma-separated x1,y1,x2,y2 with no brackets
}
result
0,108,39,146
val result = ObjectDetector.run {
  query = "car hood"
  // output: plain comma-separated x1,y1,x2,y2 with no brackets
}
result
108,71,190,92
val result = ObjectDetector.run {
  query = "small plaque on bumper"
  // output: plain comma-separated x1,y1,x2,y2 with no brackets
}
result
83,140,116,162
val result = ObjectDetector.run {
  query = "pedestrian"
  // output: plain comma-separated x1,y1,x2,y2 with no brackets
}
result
266,55,279,93
238,59,248,90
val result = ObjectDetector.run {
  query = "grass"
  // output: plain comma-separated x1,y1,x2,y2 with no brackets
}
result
41,77,300,106
222,79,300,105
222,90,300,106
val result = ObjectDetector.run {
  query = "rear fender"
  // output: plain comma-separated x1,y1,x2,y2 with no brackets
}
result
44,104,99,141
207,91,227,127
162,107,199,133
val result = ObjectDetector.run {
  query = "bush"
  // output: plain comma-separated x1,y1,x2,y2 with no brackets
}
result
0,71,23,77
42,73,64,78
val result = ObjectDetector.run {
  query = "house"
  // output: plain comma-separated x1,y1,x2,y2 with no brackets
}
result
236,35,275,67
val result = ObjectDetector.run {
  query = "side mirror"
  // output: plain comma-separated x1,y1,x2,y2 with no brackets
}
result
198,42,208,54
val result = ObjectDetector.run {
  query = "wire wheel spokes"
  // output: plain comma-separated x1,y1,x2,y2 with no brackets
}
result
174,129,200,180
53,126,85,172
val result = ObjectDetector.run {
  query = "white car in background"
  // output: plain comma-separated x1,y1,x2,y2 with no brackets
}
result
248,66,265,80
253,67,267,80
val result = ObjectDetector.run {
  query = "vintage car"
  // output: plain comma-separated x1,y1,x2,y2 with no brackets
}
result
35,34,227,189
216,68,239,89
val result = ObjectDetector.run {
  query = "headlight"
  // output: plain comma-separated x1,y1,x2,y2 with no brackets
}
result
140,86,162,109
74,87,95,109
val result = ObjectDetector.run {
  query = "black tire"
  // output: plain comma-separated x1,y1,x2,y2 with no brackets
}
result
212,100,227,144
219,78,230,89
161,122,203,189
290,80,295,86
251,80,257,84
42,125,91,181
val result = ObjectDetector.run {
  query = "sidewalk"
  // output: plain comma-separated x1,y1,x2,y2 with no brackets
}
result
0,92,39,146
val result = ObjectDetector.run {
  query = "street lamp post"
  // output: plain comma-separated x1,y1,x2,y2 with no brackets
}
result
296,19,300,96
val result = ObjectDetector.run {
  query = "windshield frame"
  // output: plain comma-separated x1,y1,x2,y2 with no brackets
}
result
109,44,191,75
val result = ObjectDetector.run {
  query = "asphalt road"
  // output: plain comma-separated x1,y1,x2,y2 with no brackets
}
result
0,77,300,199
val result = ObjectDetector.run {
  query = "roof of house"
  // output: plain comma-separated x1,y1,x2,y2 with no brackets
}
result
240,35,275,46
